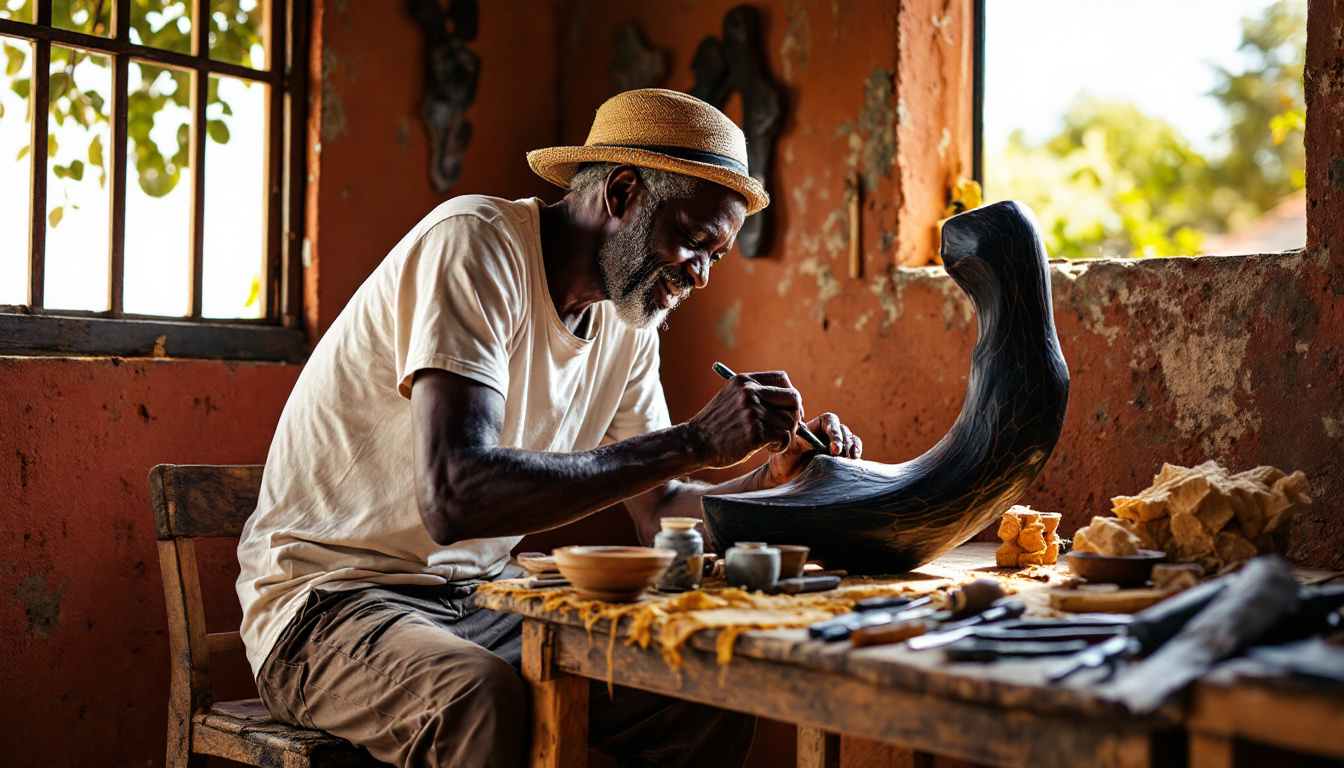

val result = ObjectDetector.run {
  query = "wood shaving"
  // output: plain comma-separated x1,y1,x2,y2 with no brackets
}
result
1105,461,1311,572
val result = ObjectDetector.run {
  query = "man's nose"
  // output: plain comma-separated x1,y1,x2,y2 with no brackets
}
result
685,253,711,290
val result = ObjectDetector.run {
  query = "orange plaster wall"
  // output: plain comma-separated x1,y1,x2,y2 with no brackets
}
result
558,0,1344,575
0,4,569,767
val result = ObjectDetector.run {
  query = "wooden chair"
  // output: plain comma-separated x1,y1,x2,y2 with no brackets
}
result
151,463,386,768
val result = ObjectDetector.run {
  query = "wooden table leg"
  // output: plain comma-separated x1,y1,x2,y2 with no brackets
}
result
797,726,840,768
522,619,588,768
1190,733,1235,768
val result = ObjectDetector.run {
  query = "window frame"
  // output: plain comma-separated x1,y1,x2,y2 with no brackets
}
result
0,0,308,362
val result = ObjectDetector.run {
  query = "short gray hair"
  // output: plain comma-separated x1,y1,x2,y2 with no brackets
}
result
568,163,702,208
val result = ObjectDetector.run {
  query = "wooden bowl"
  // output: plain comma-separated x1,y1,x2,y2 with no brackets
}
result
515,552,559,576
773,545,811,578
552,546,675,602
1066,549,1167,587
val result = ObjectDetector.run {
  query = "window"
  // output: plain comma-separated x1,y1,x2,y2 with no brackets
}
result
0,0,307,360
977,0,1306,261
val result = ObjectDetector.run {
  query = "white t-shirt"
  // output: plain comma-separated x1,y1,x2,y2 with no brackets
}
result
236,195,671,676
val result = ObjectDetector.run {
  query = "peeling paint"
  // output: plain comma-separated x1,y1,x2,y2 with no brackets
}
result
1157,331,1260,457
716,300,742,348
779,3,811,82
856,69,897,192
868,272,903,328
1324,416,1343,439
15,570,65,638
937,278,973,330
798,257,841,320
397,118,411,152
321,46,349,142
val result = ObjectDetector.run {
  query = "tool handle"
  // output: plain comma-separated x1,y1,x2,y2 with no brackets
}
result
770,575,842,595
712,362,831,453
850,618,932,648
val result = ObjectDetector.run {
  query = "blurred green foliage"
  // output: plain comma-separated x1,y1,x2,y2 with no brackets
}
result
1,0,263,218
988,0,1306,259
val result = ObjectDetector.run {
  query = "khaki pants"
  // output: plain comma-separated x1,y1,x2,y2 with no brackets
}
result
258,584,756,768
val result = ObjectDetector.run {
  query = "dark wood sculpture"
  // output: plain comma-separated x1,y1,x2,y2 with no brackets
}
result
689,5,782,258
610,22,667,94
408,0,480,194
703,201,1071,574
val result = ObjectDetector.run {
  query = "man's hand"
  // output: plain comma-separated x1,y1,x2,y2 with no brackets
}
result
686,371,804,468
684,371,863,477
765,412,863,485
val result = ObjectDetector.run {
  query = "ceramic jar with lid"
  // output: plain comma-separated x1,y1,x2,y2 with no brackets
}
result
653,517,704,592
724,541,781,592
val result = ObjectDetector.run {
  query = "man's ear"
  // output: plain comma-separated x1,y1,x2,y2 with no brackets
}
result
603,166,646,222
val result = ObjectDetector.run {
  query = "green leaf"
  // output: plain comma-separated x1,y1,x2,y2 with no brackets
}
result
49,71,69,99
88,134,103,168
48,206,63,228
4,43,24,77
207,119,230,144
67,159,84,181
13,77,29,100
47,134,57,156
16,144,29,161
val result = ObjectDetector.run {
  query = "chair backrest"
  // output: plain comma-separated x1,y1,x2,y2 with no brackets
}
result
150,463,264,765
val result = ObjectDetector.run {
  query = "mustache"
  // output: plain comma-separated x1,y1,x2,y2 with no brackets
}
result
658,264,695,296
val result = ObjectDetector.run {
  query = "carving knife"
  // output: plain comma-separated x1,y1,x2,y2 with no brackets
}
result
712,362,830,452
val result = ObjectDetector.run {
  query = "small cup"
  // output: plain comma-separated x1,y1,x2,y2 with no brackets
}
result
773,545,810,579
724,542,780,591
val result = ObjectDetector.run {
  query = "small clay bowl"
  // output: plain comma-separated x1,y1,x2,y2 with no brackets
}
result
1066,549,1167,588
553,546,675,602
774,545,811,579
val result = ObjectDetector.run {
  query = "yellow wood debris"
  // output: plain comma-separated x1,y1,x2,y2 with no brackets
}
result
996,506,1062,567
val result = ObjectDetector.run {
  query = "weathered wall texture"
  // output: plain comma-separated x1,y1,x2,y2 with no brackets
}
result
0,358,299,765
0,3,566,767
4,0,1343,766
559,0,1343,571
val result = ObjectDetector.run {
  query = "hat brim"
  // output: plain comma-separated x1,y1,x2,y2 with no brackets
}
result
527,145,769,215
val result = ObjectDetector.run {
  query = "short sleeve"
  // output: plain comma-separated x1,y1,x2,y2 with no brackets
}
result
394,215,526,399
604,330,673,443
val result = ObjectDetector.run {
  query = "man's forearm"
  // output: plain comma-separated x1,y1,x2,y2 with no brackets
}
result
422,423,709,544
628,462,783,545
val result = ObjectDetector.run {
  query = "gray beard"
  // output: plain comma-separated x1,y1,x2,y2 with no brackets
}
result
598,207,692,330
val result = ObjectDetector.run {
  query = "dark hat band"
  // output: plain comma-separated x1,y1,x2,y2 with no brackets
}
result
593,143,750,178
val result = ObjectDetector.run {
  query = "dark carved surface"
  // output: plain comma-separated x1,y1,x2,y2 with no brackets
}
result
689,5,782,257
610,22,666,94
408,0,480,193
703,201,1071,573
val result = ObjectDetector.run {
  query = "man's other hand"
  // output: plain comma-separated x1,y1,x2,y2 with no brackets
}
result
686,372,862,479
765,412,862,485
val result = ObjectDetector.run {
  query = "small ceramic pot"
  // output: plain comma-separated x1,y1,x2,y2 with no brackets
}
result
724,542,780,591
774,545,810,578
653,517,704,592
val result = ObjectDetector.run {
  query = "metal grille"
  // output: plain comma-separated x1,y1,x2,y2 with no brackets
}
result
0,0,307,360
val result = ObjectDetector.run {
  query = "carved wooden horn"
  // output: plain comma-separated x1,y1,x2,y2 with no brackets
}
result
702,201,1070,574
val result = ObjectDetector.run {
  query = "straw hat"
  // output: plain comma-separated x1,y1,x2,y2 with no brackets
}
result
527,89,769,214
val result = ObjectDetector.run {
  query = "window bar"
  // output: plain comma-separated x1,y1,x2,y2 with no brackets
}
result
280,0,308,329
107,0,131,317
971,0,986,185
187,0,209,318
263,0,286,321
27,0,53,310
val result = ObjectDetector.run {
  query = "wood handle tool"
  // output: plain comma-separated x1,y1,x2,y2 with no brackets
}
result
850,580,1005,648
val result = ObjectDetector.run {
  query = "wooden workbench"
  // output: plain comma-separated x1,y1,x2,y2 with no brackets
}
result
493,543,1185,768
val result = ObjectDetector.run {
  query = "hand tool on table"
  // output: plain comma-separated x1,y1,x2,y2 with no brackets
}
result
945,637,1093,662
769,575,842,595
526,577,572,589
849,580,1004,648
1047,635,1142,682
903,599,1026,649
808,596,927,641
909,613,1133,651
712,362,830,453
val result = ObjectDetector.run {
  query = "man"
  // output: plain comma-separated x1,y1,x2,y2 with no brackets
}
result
238,88,862,768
